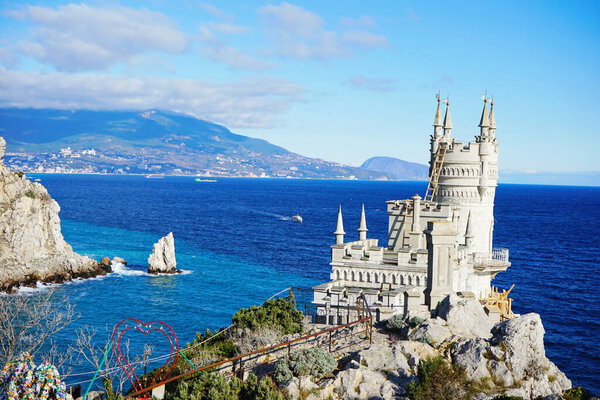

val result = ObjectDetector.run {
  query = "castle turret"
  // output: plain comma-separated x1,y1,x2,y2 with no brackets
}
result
333,205,346,245
357,204,368,241
464,211,475,248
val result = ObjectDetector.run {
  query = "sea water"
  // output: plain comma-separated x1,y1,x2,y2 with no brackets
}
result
25,175,600,393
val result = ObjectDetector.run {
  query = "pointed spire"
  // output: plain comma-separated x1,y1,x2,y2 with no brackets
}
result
465,211,475,247
489,98,496,130
433,96,443,127
357,204,368,241
443,99,453,135
334,205,346,245
478,97,490,128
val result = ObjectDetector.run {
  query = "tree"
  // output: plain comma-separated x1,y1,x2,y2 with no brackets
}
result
0,290,77,367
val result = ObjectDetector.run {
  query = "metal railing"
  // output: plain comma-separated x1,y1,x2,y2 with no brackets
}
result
473,247,509,267
125,294,373,399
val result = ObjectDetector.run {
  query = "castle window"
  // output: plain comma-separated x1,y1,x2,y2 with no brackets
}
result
408,276,412,285
344,270,348,280
393,275,397,285
382,274,387,284
367,273,371,283
351,271,355,281
335,270,340,280
374,274,379,283
416,276,421,286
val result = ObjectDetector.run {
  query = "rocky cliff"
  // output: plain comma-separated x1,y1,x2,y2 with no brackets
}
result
0,136,108,292
284,294,575,400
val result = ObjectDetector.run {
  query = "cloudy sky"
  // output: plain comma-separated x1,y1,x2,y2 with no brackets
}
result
0,1,598,173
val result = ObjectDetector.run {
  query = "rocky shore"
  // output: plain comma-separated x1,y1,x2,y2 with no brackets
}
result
0,136,110,293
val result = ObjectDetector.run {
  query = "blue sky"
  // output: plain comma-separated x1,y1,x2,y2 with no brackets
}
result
0,0,598,174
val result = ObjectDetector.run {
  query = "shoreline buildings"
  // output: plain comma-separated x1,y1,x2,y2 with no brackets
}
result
312,97,511,323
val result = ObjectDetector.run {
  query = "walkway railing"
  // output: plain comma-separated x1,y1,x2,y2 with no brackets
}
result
473,247,509,267
125,294,373,399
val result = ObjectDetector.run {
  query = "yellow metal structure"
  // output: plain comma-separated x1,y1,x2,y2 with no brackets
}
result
481,284,516,321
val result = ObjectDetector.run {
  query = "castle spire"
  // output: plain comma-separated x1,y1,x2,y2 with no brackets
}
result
489,98,496,136
443,99,453,137
433,94,443,138
357,204,368,241
479,97,490,129
333,205,346,245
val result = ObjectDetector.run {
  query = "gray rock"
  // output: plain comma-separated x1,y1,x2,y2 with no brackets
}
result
488,360,514,387
112,256,127,265
0,137,5,160
147,232,177,274
407,318,453,347
451,338,491,381
437,293,494,338
0,136,104,292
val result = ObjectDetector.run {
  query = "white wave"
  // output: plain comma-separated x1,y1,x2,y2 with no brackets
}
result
110,261,148,277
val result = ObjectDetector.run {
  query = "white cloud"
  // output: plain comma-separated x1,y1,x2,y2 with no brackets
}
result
208,22,249,35
347,76,396,92
257,3,389,60
199,25,273,71
9,4,188,71
0,68,304,128
259,2,324,37
342,30,390,49
197,2,230,19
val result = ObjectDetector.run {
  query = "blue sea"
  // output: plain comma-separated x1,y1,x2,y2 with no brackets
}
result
27,175,600,393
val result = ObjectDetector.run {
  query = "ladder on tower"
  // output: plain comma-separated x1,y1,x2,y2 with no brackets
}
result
424,143,447,202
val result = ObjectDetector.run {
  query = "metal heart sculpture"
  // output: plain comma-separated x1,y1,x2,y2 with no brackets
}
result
111,318,180,396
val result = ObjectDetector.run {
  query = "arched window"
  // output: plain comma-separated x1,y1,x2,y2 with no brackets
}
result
367,273,371,283
335,270,340,280
393,275,397,285
351,271,355,281
374,274,379,283
343,270,348,280
382,274,387,284
416,276,421,286
400,275,405,285
408,275,412,285
359,272,363,282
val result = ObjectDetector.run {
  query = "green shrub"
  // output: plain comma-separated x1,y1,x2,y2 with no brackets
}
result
386,314,405,332
408,316,426,328
563,386,591,400
274,347,336,384
168,373,287,400
406,356,475,400
16,172,24,178
232,293,303,335
24,190,36,199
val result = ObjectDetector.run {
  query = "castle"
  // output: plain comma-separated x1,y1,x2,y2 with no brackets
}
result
312,96,511,323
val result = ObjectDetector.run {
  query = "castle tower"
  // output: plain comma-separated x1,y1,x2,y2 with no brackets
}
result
430,97,500,254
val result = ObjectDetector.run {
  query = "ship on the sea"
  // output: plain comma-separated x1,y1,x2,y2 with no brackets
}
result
313,96,512,323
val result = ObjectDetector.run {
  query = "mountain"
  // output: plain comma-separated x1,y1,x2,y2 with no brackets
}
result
0,108,385,180
359,156,429,180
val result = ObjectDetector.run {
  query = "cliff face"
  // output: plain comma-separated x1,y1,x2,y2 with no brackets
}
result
0,136,107,292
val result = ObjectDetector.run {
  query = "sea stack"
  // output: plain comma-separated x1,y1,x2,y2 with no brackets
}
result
147,232,178,274
0,136,109,293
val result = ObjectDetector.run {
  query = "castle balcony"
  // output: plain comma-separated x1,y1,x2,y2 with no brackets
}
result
473,248,510,270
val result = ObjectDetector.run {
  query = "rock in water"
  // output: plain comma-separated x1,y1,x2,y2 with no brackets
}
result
147,233,177,274
0,136,107,292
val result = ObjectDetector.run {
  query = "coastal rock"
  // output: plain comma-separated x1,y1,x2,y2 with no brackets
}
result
112,256,127,265
0,136,5,160
147,232,177,274
407,318,453,346
436,293,494,338
0,136,105,292
490,313,571,398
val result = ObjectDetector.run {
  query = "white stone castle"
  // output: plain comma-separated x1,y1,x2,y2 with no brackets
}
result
312,96,511,323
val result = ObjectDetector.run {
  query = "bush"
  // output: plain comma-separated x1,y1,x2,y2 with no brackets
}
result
563,386,591,400
406,356,475,400
168,373,287,400
24,190,36,199
386,314,405,332
232,293,303,335
408,316,426,328
274,347,336,384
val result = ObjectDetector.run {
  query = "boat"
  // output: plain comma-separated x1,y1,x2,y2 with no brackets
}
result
291,214,303,223
145,174,164,179
195,178,217,182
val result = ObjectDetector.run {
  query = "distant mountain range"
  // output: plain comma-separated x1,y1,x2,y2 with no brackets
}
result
360,157,429,180
0,108,399,179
